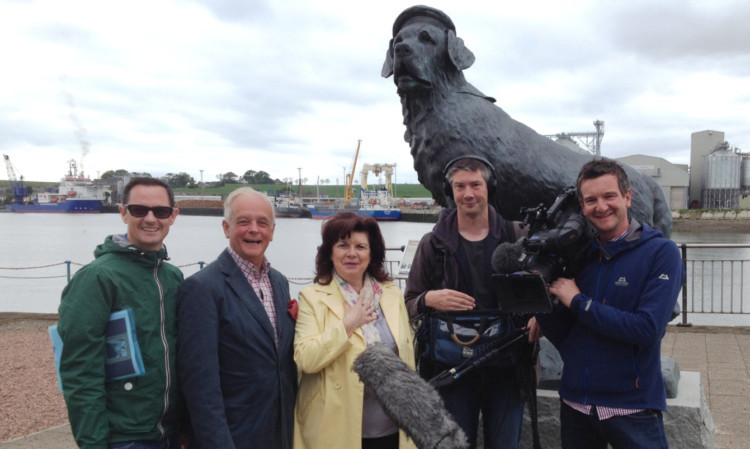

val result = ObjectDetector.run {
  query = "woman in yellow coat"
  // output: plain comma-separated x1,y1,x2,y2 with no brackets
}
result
294,212,417,449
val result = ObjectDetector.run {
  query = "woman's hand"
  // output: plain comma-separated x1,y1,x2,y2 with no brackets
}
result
342,296,377,338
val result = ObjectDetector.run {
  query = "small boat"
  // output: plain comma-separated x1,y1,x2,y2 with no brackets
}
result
274,196,307,218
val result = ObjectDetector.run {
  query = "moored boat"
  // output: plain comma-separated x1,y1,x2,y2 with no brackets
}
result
8,160,107,213
356,189,401,220
274,196,307,218
307,189,401,221
307,202,357,219
307,140,401,220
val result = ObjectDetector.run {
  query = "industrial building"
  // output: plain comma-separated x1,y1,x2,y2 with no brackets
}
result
616,155,689,210
689,130,750,209
544,125,750,211
614,130,750,211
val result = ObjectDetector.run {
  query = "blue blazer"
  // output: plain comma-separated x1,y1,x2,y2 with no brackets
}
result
178,249,297,449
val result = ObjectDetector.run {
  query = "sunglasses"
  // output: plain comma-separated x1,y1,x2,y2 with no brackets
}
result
124,204,174,219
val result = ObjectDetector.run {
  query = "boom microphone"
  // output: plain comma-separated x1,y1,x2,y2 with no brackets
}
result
352,344,468,449
491,241,525,274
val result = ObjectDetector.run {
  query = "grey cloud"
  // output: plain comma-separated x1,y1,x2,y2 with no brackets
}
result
605,3,750,60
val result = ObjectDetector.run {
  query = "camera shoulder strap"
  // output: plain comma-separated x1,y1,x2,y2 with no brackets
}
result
429,236,447,290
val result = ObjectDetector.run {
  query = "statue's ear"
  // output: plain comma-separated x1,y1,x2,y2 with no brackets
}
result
446,30,475,71
381,39,394,78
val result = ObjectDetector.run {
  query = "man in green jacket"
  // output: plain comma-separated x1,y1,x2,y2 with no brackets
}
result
57,177,183,449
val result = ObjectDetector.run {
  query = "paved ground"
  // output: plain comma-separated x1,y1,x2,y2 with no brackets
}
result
661,325,750,449
2,325,749,449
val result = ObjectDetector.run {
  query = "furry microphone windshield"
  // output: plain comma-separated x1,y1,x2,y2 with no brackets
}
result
352,343,469,449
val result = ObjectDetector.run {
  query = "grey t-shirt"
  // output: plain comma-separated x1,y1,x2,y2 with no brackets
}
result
361,311,399,438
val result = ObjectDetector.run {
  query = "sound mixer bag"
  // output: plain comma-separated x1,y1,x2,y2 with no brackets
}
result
416,310,518,368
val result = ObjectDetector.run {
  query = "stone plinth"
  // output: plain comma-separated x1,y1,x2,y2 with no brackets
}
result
519,372,714,449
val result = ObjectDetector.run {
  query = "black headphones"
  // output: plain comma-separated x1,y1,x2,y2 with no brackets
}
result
442,155,498,199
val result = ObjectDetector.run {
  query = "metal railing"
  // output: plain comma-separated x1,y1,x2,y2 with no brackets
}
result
392,243,750,327
390,243,750,327
676,243,750,326
3,244,749,326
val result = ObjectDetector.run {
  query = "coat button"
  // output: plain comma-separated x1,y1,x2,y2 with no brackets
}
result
334,382,342,390
124,382,133,391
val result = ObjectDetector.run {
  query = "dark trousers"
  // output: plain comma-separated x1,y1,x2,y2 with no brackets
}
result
560,400,669,449
362,432,399,449
108,435,180,449
438,366,524,449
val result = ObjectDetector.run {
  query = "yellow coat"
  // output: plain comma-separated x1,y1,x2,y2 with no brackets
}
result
293,281,418,449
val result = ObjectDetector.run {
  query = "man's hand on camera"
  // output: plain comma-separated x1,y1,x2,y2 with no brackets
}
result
425,289,476,311
549,278,580,308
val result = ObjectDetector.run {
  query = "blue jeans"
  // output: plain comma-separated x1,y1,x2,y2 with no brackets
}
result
438,366,524,449
560,401,669,449
108,435,180,449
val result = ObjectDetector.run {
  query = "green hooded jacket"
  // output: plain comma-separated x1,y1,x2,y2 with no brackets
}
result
58,234,184,449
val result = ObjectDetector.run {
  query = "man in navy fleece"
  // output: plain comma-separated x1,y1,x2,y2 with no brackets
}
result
528,158,683,449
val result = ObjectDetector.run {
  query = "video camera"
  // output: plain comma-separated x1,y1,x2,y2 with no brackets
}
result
492,186,595,314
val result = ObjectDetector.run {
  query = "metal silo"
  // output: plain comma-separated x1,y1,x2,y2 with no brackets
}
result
741,155,750,192
701,149,741,208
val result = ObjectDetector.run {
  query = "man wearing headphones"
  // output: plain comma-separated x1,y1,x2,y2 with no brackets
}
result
404,156,528,449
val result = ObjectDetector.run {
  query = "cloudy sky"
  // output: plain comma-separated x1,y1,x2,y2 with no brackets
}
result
2,0,749,185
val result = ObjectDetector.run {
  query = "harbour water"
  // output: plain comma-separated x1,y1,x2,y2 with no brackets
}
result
0,213,433,314
1,213,749,326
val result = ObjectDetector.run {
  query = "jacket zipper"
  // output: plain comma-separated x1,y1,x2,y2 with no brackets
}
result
584,261,605,404
153,258,170,439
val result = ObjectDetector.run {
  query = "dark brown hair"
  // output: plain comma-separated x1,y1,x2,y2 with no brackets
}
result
314,211,391,285
575,158,630,202
123,177,175,207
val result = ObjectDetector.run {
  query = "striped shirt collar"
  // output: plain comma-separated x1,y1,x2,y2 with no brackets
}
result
227,247,271,278
608,226,630,243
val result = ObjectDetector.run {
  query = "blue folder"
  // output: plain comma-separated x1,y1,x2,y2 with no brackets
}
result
50,308,146,392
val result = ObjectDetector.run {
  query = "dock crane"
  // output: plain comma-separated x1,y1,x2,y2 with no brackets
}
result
3,154,27,205
344,140,362,202
359,163,396,194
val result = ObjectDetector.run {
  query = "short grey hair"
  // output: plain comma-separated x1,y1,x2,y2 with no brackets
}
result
223,187,276,223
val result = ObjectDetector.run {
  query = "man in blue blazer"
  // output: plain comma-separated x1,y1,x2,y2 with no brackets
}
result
178,187,297,449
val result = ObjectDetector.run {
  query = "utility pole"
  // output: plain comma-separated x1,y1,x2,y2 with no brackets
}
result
393,163,397,197
297,167,302,197
199,169,204,197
